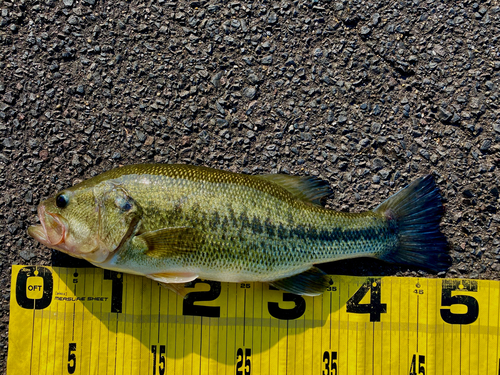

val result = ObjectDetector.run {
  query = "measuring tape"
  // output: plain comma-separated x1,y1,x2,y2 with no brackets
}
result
7,265,500,375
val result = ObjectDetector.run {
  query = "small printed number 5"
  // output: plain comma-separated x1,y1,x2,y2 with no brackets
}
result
67,343,76,374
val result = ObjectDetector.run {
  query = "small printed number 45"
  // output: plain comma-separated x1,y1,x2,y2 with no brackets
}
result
409,354,425,375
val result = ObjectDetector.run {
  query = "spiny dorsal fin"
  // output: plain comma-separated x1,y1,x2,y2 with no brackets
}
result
139,227,204,258
258,174,333,206
269,267,330,296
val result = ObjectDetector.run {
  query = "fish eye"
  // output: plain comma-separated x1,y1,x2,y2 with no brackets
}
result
115,196,133,212
56,193,69,209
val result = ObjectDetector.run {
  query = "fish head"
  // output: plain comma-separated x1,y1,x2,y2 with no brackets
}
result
28,187,99,260
28,180,142,264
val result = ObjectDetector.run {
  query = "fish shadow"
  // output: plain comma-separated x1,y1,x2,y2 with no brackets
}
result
36,254,387,370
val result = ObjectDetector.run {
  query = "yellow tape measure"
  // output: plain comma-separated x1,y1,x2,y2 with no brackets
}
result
7,265,500,375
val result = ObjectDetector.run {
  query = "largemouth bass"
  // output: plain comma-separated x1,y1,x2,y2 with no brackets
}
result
28,164,449,296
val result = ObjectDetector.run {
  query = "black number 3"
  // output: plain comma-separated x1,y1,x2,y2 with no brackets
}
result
267,286,306,320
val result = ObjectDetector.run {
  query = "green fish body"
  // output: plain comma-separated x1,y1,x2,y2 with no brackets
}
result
28,164,449,296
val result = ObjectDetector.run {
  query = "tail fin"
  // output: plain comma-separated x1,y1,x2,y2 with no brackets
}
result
373,175,451,272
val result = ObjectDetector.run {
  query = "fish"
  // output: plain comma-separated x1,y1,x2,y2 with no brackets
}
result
28,164,450,296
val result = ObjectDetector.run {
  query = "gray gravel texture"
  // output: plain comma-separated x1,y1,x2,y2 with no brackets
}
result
1,0,500,370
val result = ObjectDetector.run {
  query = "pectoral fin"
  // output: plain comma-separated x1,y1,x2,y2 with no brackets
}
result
139,227,204,258
269,267,330,296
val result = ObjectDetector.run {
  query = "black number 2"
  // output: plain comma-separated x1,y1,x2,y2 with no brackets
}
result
346,279,387,322
67,343,76,374
183,280,221,317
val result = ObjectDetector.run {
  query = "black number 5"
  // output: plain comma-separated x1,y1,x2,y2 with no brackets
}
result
67,343,76,374
440,280,479,325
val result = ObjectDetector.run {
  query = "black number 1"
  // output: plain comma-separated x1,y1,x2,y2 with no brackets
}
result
67,343,76,374
103,270,123,313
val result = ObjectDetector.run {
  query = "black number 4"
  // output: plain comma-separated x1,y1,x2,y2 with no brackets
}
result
323,351,337,375
409,354,425,375
67,343,76,374
236,348,251,375
346,279,387,322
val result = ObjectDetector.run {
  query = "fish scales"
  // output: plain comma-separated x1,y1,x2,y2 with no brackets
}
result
90,165,392,281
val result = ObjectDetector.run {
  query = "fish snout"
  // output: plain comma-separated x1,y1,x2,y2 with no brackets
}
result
28,205,69,250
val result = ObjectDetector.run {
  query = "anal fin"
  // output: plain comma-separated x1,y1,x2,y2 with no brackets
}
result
268,267,329,296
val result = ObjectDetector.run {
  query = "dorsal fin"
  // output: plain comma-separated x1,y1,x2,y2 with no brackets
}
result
258,174,333,206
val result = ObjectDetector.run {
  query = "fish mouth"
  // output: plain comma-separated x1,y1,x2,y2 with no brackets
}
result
28,205,71,254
